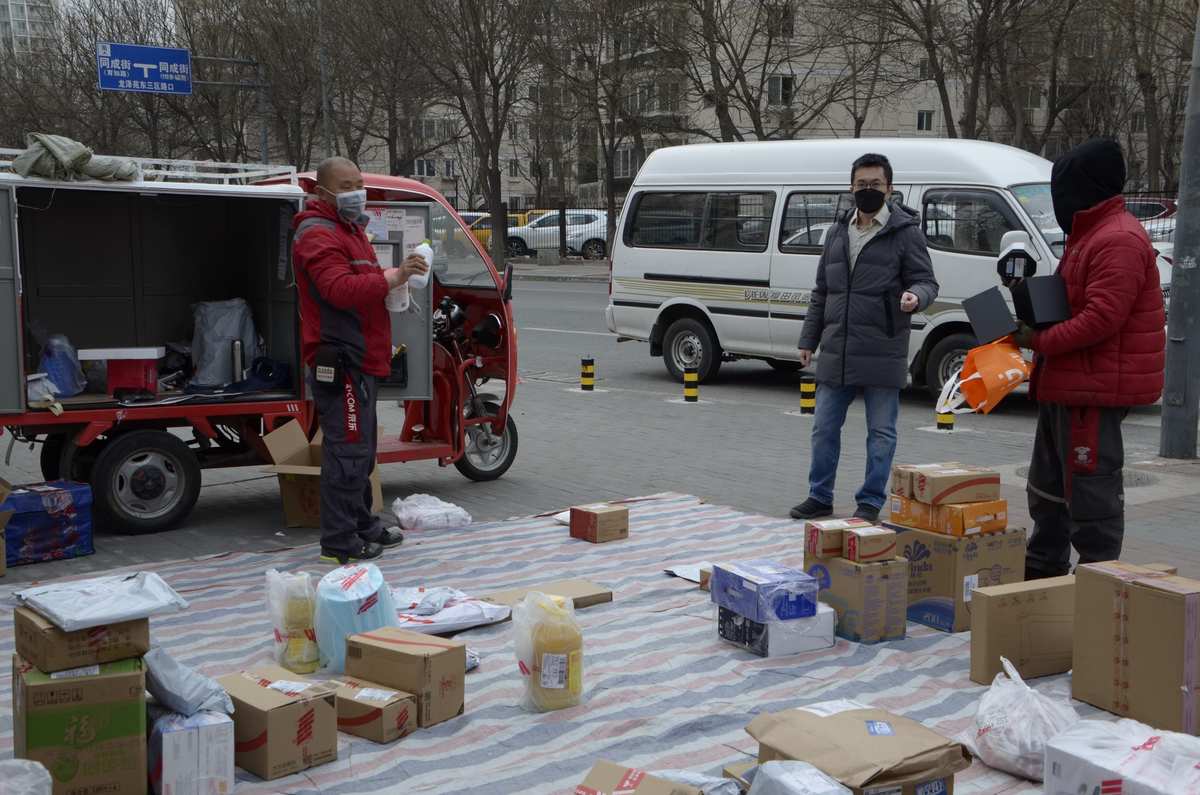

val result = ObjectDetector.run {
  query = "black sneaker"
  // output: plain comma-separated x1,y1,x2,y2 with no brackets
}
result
319,540,384,565
361,515,404,548
790,498,833,520
853,503,881,523
367,526,404,548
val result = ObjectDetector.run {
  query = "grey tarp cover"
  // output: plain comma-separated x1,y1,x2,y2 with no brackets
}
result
12,133,138,181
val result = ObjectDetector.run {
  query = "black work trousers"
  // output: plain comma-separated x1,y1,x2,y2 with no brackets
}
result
310,369,379,554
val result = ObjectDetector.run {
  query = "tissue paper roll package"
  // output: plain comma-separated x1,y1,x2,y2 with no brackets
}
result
314,564,398,673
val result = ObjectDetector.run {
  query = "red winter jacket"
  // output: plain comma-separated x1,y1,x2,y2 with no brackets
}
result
292,199,392,377
1030,195,1165,406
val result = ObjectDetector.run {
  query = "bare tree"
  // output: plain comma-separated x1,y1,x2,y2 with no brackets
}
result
835,13,912,137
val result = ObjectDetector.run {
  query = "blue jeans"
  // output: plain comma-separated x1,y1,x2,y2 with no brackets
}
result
808,384,900,510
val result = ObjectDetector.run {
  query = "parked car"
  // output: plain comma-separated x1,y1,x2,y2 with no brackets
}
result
507,210,609,258
1143,216,1175,243
1126,197,1177,221
781,222,836,248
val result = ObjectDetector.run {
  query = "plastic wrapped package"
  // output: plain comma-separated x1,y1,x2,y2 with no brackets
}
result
0,759,52,795
717,603,836,658
26,373,58,403
393,587,511,634
747,762,851,795
960,657,1076,780
392,494,472,531
314,563,398,673
144,647,233,716
190,298,258,387
513,592,584,712
39,335,86,397
711,560,818,622
15,571,188,631
1045,718,1200,795
651,769,743,795
266,569,319,674
392,586,462,615
147,707,235,795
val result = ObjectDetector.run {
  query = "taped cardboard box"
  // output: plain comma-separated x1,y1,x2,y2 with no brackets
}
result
14,606,150,673
969,575,1075,684
842,527,896,564
216,665,337,781
1073,561,1200,734
262,421,382,529
745,705,971,795
804,518,873,559
482,579,612,611
911,466,1001,505
345,627,466,728
13,654,147,795
575,760,701,795
148,709,235,795
804,555,907,644
717,603,836,658
895,526,1026,634
889,495,1007,537
889,463,959,498
334,677,417,744
570,504,629,543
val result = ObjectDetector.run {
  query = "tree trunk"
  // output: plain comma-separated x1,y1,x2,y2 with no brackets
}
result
926,45,959,138
1137,72,1163,192
487,154,506,266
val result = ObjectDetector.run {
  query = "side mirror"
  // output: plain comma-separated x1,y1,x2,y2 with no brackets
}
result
997,230,1039,281
503,263,514,302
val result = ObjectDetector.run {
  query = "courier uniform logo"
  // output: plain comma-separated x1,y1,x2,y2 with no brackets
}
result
1074,446,1094,467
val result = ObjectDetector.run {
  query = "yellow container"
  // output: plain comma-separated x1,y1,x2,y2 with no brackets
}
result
527,595,583,711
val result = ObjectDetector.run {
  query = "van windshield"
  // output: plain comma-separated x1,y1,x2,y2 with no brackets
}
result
1010,183,1065,257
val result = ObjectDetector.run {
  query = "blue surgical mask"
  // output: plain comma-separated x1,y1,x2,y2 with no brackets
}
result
322,187,367,224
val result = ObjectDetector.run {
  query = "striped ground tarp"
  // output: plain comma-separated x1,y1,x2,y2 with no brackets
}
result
0,492,1050,794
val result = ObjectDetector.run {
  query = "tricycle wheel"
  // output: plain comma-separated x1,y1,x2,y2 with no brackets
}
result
40,434,65,480
91,430,201,534
455,401,518,482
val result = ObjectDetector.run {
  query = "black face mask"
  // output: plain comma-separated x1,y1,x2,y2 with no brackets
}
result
1050,138,1126,235
854,188,886,214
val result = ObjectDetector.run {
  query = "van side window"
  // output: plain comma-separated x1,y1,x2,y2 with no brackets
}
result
627,192,707,248
922,189,1021,256
779,192,852,253
704,192,776,252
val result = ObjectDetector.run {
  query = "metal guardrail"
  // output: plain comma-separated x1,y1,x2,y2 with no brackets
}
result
0,148,297,185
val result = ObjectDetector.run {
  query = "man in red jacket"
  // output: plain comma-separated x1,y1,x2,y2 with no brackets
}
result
1013,139,1165,579
293,157,428,563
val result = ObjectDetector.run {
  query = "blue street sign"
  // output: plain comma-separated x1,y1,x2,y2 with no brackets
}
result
96,42,192,95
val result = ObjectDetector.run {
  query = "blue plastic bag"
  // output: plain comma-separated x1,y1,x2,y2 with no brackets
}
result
38,335,86,397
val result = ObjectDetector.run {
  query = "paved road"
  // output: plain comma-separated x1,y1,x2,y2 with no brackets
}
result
5,281,1199,584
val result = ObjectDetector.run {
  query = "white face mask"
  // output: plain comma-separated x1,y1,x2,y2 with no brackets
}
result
322,187,367,224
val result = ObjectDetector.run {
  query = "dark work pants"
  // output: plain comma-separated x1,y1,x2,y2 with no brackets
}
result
311,370,379,554
1025,402,1128,579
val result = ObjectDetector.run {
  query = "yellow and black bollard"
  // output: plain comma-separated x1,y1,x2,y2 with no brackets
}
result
580,357,595,391
936,410,955,431
799,375,816,415
683,367,699,402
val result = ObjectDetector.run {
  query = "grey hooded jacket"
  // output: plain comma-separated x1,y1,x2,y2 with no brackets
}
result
797,203,939,389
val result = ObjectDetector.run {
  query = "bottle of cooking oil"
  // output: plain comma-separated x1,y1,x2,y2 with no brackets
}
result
518,593,583,711
282,584,319,674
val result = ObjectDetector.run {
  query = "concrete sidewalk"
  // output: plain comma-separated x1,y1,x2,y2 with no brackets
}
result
510,258,608,282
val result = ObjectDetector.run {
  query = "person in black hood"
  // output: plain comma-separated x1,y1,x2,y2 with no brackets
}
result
1049,137,1126,235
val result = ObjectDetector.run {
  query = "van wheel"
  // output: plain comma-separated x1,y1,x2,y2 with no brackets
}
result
40,434,65,480
663,317,722,383
91,430,201,534
925,333,977,398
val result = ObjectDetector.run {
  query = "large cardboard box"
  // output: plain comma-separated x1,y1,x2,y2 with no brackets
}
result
842,527,897,564
1074,562,1200,733
482,579,612,611
148,709,235,795
262,421,382,528
334,677,416,744
804,518,873,559
804,555,908,644
911,466,1001,505
890,463,960,498
897,526,1026,633
15,606,150,673
969,575,1075,684
711,560,818,622
216,665,338,781
345,627,466,728
889,495,1007,537
569,503,630,543
575,760,701,795
13,654,147,795
746,705,971,795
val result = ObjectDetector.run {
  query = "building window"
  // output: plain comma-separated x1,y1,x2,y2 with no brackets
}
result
917,110,935,131
1132,111,1147,133
768,75,795,106
508,122,523,143
918,58,931,80
1024,86,1042,109
658,82,681,113
508,159,520,178
768,1,795,39
421,119,438,141
614,148,640,179
415,159,437,177
443,160,456,178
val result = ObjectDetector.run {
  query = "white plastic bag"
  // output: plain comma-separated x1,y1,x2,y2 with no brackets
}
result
392,586,462,615
314,563,398,673
15,572,188,631
962,657,1077,780
392,494,472,531
144,646,234,716
513,591,584,712
266,569,319,674
393,587,511,634
0,760,52,795
747,761,850,795
1045,718,1200,795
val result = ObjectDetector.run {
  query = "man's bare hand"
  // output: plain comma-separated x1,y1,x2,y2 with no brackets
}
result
798,349,813,367
385,255,430,288
900,291,919,313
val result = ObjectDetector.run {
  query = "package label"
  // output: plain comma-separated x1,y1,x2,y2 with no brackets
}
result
799,700,869,717
267,680,311,696
915,780,949,795
963,574,979,603
355,687,398,702
540,653,568,689
866,720,895,736
50,664,101,680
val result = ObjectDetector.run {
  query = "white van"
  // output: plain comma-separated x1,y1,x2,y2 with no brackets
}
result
605,138,1172,395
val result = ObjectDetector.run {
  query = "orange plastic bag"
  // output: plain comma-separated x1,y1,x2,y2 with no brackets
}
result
937,337,1032,415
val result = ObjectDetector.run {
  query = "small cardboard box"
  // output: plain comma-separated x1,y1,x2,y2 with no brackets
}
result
970,575,1075,684
804,517,872,559
842,527,897,563
1073,562,1200,733
717,602,836,658
746,705,971,795
897,526,1026,633
890,463,960,498
711,560,818,622
889,495,1007,537
804,555,908,644
334,677,417,744
570,503,629,543
344,628,466,728
13,654,147,795
148,708,235,795
216,665,338,781
262,421,382,528
699,566,712,592
911,466,1001,505
575,760,701,795
482,579,613,611
15,606,150,673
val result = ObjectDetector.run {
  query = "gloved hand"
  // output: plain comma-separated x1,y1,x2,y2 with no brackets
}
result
1012,321,1035,350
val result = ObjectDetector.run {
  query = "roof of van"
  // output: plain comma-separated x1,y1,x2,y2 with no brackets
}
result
633,138,1053,188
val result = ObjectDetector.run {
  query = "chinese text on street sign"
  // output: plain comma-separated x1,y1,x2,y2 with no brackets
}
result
96,42,192,95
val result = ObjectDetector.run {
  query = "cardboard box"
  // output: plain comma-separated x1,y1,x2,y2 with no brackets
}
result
718,602,836,657
13,654,147,795
570,503,630,543
889,463,960,498
804,518,872,559
745,705,971,795
898,526,1026,633
711,561,818,622
1073,562,1200,733
889,495,1007,537
722,761,755,792
699,566,712,592
262,421,382,528
842,527,897,563
1045,719,1200,795
148,709,235,795
575,760,701,795
334,677,417,744
344,628,466,728
482,579,612,610
911,466,1001,505
216,665,337,781
804,556,908,644
15,606,150,673
969,575,1075,684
